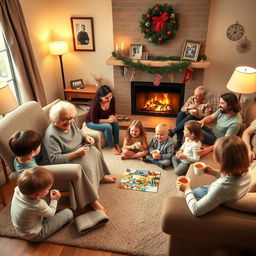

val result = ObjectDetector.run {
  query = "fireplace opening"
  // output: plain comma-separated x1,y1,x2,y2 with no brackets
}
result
131,81,185,117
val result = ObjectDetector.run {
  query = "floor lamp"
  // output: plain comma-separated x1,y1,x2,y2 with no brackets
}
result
49,41,69,99
226,66,256,101
0,84,19,205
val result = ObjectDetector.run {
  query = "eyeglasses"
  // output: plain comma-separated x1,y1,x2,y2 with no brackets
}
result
60,116,74,122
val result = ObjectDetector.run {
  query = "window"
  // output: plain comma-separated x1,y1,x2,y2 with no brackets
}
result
0,30,20,103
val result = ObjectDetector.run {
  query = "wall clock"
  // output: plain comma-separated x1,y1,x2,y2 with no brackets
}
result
226,22,244,41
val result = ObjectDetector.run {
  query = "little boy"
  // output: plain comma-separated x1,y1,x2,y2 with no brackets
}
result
11,166,73,241
9,130,41,174
144,123,175,169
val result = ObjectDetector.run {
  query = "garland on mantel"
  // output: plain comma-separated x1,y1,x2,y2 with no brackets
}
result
112,51,191,75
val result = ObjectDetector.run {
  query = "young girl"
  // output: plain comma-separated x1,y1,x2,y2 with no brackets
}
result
121,120,148,160
171,120,201,176
176,135,251,216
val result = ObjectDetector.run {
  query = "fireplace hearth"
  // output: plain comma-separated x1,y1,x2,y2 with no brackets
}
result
131,81,185,117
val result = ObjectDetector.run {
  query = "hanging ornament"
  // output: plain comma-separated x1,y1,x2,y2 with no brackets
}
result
145,28,150,32
182,68,194,84
153,74,163,86
236,37,251,54
130,69,136,82
168,73,175,83
140,3,179,45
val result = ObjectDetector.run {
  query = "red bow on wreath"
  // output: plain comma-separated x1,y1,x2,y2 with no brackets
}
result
152,12,169,32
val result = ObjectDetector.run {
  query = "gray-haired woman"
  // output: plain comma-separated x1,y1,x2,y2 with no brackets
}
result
43,101,116,212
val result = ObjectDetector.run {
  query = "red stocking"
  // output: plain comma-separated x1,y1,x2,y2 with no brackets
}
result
182,68,194,84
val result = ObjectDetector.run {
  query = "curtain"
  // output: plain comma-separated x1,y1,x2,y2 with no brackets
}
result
0,0,46,106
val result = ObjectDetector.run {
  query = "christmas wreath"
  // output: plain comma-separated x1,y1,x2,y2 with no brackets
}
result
140,3,179,45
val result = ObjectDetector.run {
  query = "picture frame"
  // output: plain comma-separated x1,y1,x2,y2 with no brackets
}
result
181,40,201,62
130,44,143,60
70,79,85,89
70,17,95,51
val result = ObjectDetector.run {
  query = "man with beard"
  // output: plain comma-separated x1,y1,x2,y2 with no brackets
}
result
169,86,212,150
197,92,242,156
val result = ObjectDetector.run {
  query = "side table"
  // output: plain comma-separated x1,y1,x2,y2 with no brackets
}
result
64,85,97,105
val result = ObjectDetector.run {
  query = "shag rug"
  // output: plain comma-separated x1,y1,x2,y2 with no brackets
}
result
0,148,178,256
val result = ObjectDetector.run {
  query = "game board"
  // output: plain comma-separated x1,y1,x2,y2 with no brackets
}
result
118,168,161,193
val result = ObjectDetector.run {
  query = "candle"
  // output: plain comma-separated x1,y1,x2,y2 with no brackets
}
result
121,42,124,50
116,44,119,52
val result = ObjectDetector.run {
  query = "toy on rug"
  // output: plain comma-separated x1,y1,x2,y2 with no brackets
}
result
118,168,161,193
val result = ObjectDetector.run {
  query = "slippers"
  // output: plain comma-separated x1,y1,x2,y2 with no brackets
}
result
117,116,124,121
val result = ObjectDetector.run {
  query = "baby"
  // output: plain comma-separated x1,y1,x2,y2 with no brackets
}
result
144,123,175,169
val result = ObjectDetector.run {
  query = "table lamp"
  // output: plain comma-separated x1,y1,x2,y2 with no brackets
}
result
49,41,69,99
226,66,256,101
0,85,18,116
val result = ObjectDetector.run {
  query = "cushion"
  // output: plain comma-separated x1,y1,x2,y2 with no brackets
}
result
75,210,109,235
224,193,256,213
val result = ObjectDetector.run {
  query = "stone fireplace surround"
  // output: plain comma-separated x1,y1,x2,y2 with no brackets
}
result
111,0,211,115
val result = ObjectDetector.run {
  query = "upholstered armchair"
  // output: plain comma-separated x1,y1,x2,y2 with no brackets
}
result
0,100,99,210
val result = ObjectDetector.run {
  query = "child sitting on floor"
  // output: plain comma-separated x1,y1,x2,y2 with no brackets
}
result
121,120,148,160
9,130,42,174
144,123,175,169
11,166,73,241
171,120,201,176
176,135,251,216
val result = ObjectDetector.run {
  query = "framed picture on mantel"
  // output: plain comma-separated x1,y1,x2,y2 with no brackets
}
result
71,17,95,51
181,40,201,62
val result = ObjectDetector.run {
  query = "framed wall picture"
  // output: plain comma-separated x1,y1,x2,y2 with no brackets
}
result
130,44,143,59
71,17,95,51
70,79,84,89
181,40,201,62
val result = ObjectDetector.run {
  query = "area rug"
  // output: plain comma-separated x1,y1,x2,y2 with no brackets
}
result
0,148,178,256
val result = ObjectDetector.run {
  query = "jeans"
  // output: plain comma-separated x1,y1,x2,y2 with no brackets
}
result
192,185,209,198
171,155,190,176
30,208,73,242
86,120,119,148
201,126,217,145
174,112,200,142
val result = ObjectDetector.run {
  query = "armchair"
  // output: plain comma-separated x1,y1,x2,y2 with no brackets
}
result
0,100,100,210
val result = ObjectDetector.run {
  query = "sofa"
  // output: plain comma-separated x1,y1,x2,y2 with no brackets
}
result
0,100,100,210
161,101,256,256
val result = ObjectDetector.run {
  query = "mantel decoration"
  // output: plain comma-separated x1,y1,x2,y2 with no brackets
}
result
112,51,191,75
140,3,179,45
111,51,202,86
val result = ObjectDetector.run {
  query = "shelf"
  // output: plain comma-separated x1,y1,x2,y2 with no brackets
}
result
106,56,210,69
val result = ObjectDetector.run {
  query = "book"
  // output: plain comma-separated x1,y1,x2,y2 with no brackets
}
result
118,168,161,193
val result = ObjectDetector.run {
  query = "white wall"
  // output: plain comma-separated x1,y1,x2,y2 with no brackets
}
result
204,0,256,93
20,0,114,103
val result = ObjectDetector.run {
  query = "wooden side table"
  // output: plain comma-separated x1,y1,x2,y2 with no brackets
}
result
64,85,97,105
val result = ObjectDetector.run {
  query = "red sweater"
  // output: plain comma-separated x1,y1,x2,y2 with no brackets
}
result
85,98,116,124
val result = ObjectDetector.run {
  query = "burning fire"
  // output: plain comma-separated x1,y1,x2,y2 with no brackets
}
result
141,93,173,113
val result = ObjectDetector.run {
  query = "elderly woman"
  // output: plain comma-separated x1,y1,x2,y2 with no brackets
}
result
43,101,116,212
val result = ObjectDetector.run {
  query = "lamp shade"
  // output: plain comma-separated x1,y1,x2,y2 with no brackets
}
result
226,66,256,94
0,85,18,115
49,41,69,55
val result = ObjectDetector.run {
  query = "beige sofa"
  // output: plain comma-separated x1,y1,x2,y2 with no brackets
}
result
0,100,100,210
161,102,256,256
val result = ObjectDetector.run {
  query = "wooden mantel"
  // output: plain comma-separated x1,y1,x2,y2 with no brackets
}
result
106,56,210,69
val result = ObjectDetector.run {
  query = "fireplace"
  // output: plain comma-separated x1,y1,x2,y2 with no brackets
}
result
131,81,185,117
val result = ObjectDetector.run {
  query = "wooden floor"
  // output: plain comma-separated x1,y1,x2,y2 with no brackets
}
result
0,181,129,256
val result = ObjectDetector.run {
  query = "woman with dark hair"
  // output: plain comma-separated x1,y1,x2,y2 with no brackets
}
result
197,92,242,156
85,85,121,155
